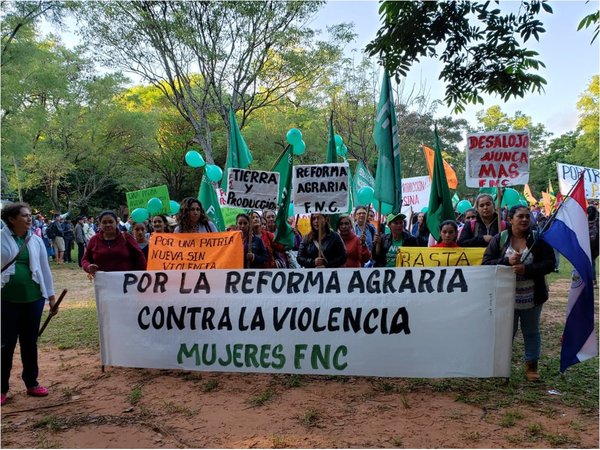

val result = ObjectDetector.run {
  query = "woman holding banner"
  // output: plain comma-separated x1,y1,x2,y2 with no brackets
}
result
483,205,555,381
1,202,57,405
337,214,371,268
174,198,216,233
236,213,267,269
81,210,146,276
458,194,506,247
297,214,346,268
372,213,417,267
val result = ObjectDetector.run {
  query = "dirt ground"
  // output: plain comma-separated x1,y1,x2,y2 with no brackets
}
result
1,272,598,449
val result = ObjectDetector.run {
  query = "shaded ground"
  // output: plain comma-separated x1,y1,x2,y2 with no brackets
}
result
1,269,598,449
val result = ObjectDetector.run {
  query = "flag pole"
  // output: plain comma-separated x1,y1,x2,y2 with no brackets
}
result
317,215,324,261
497,187,503,231
376,200,383,254
521,172,585,261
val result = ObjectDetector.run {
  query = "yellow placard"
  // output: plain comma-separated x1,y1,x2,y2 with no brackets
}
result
396,247,485,267
147,232,243,270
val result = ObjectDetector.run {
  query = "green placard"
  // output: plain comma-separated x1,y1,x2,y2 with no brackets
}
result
126,185,171,215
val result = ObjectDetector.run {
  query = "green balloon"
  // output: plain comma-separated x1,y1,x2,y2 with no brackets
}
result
456,200,472,214
131,208,149,223
147,197,163,215
501,188,520,207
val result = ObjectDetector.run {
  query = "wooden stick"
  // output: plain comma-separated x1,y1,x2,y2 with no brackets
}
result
2,398,84,416
317,215,324,260
497,187,503,232
38,289,67,337
376,200,382,255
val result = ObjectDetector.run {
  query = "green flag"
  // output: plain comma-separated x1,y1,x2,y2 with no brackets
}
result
220,108,253,190
426,125,455,242
452,192,460,208
273,145,295,249
198,175,226,231
352,160,374,206
373,70,402,213
327,111,337,164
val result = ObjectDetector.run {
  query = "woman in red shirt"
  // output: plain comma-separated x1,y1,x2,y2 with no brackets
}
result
82,210,146,276
431,220,460,248
338,214,371,268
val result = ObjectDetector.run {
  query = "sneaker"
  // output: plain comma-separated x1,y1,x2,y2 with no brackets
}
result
1,393,7,405
26,385,49,397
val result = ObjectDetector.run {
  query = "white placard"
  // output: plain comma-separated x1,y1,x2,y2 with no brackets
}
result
95,266,515,378
293,163,349,215
401,176,431,212
557,163,600,199
225,168,279,210
466,130,530,188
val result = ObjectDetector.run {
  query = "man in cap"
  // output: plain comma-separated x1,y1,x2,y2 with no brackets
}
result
372,212,417,267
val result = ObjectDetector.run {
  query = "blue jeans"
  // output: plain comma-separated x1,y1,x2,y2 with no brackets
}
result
513,304,543,362
1,298,45,393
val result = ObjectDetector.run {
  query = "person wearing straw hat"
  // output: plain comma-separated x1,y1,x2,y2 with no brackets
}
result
372,212,417,267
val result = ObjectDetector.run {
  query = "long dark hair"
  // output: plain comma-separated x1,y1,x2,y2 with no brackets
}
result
177,197,210,232
306,213,331,243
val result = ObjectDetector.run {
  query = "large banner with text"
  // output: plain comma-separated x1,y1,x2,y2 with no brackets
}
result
95,266,515,378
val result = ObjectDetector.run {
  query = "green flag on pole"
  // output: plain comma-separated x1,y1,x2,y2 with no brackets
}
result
198,174,226,231
373,70,402,213
220,108,253,190
426,125,455,242
272,145,295,249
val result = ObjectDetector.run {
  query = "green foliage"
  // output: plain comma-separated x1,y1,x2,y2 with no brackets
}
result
366,1,551,113
572,75,599,169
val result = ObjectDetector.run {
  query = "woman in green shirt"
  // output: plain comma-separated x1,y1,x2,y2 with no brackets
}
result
1,202,57,406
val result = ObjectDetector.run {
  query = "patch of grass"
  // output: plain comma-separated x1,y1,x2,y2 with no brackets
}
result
461,431,482,442
202,379,219,392
546,255,574,284
247,388,276,407
162,401,198,417
372,379,397,393
300,409,319,427
545,432,574,447
37,433,60,449
527,422,544,438
34,415,61,431
391,436,403,447
282,374,304,388
38,300,99,350
568,419,584,431
272,434,289,448
400,395,411,409
179,371,202,382
129,387,142,405
500,410,524,427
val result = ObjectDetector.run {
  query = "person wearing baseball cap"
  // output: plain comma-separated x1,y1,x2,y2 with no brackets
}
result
372,212,417,267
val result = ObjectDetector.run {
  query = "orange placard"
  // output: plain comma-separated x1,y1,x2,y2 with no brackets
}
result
146,232,243,270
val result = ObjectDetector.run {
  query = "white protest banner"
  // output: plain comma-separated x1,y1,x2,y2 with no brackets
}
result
557,163,599,199
401,176,431,212
225,168,280,210
293,163,349,214
95,266,515,378
466,130,530,188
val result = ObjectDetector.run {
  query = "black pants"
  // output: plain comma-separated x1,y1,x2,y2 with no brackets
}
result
77,242,86,267
64,238,74,262
1,298,45,393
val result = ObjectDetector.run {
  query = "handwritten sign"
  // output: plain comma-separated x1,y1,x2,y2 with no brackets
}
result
225,168,280,211
126,185,171,215
95,266,516,378
401,176,431,212
557,163,599,199
397,247,485,267
293,163,349,214
466,131,530,188
146,232,243,270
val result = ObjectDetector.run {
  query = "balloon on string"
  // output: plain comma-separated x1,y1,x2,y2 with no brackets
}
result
147,197,163,215
375,202,393,215
456,200,472,214
169,200,180,215
519,199,529,207
130,208,149,223
356,186,374,205
185,150,205,168
421,207,428,213
292,140,306,155
334,134,343,147
336,144,348,157
501,188,520,207
286,128,302,146
205,164,223,182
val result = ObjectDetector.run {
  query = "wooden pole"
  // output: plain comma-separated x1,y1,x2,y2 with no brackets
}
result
497,187,503,231
376,200,382,254
38,289,67,337
317,215,324,260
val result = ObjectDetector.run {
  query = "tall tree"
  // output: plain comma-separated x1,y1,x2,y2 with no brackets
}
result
75,1,353,164
572,74,599,168
366,1,553,113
